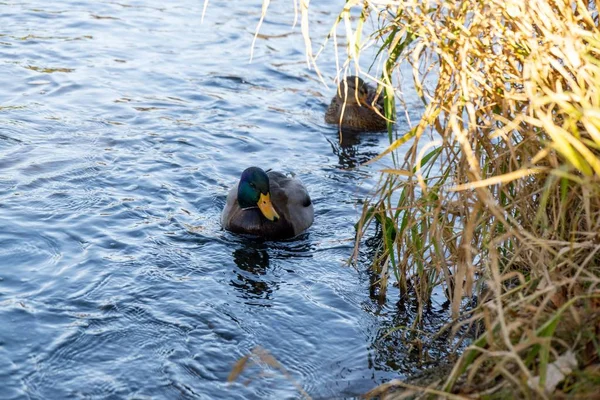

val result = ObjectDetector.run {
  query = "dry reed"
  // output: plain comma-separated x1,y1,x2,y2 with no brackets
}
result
224,0,600,397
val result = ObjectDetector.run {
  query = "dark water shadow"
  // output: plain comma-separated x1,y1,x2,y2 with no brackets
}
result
228,232,315,307
230,242,275,307
352,226,472,380
327,130,383,170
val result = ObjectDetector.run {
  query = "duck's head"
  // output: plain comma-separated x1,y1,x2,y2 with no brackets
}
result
336,76,369,106
237,167,280,221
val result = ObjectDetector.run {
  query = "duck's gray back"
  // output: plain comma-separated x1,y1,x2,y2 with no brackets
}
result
268,171,314,236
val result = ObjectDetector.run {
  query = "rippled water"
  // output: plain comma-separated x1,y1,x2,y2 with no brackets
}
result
0,1,448,398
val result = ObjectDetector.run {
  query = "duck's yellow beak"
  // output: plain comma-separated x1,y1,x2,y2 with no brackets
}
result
258,192,280,221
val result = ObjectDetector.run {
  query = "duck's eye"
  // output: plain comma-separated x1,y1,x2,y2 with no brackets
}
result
249,183,256,188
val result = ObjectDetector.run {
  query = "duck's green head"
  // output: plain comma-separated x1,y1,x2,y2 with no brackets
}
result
237,167,280,221
337,75,369,105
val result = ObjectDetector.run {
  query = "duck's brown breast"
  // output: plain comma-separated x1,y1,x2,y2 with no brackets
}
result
325,99,387,132
226,207,296,239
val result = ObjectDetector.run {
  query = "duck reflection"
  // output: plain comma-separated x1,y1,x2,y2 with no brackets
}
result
327,130,381,170
230,244,277,307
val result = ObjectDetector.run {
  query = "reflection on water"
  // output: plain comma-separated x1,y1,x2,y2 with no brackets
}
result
328,131,382,170
366,288,458,375
231,244,275,306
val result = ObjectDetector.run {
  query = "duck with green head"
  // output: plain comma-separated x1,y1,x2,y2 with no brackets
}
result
221,167,314,239
325,75,388,132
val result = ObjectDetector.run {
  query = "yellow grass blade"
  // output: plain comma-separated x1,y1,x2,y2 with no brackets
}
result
451,168,547,191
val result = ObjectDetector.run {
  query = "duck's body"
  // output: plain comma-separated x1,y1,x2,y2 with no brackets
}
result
222,168,313,239
325,76,387,132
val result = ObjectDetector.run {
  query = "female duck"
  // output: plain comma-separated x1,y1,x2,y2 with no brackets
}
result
325,75,388,132
221,167,314,239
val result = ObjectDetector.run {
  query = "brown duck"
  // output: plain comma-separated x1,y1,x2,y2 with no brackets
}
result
325,75,388,132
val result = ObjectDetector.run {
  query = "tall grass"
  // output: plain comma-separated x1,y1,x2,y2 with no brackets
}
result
222,0,600,397
337,0,600,397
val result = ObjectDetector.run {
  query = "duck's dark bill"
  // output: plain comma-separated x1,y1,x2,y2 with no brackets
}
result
258,193,280,221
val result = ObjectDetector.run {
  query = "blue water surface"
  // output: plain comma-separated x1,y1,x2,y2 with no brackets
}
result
0,1,441,399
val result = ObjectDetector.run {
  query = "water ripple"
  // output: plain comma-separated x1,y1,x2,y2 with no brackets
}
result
0,0,425,398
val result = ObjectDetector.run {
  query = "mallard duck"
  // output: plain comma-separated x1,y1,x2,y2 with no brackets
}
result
221,167,314,239
325,75,388,132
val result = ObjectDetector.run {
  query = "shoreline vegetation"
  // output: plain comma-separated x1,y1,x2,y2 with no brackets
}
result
222,0,600,398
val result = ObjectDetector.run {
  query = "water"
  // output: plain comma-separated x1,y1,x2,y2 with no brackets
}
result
0,1,449,398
